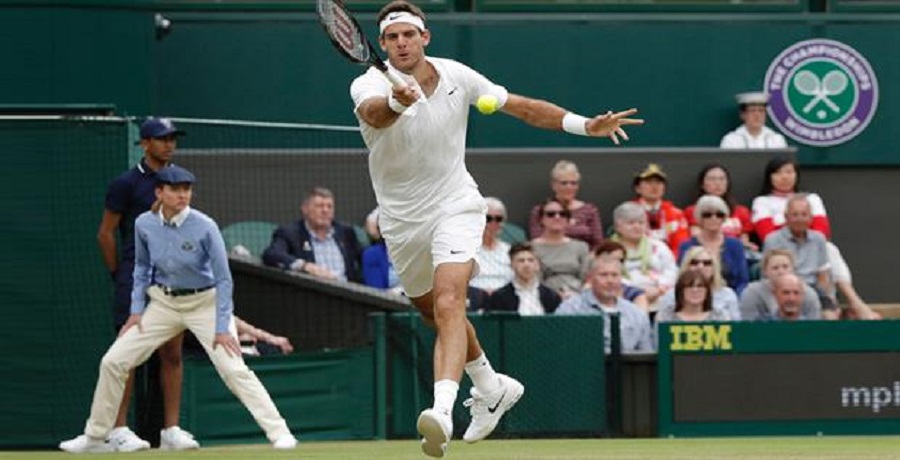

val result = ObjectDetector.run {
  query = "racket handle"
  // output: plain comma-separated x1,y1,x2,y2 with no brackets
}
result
383,69,407,89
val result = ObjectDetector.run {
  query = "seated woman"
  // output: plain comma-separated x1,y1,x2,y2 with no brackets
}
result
683,163,756,252
530,198,592,299
656,270,731,323
470,197,514,294
657,246,740,320
528,160,604,249
678,195,748,294
740,249,823,321
609,201,678,310
752,155,878,319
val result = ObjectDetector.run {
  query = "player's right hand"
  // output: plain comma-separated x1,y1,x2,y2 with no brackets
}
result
392,85,420,107
119,314,143,337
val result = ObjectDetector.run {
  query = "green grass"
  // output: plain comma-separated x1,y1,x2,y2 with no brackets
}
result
6,437,900,459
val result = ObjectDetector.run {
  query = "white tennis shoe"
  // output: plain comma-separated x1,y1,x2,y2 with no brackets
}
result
160,426,200,450
273,434,298,450
417,408,452,458
462,374,524,443
59,434,114,453
107,426,150,452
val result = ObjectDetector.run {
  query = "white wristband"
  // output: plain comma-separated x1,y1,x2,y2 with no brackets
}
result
562,112,589,136
388,95,408,114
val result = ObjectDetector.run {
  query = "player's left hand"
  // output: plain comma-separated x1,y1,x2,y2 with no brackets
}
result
214,333,242,357
586,108,644,145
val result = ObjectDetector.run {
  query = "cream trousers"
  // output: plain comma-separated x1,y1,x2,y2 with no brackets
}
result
83,285,291,442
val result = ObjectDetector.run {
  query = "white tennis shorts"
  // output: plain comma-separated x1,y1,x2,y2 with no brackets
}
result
379,196,487,298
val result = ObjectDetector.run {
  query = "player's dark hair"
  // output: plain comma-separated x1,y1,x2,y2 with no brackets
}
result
377,1,426,26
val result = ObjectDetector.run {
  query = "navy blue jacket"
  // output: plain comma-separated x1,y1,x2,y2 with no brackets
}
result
262,219,362,283
484,282,562,314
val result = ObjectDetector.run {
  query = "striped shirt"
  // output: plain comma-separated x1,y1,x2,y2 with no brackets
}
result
306,222,347,282
132,207,234,333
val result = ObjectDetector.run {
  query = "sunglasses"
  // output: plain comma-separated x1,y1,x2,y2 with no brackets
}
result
689,259,714,267
486,215,504,223
543,210,571,218
701,211,727,219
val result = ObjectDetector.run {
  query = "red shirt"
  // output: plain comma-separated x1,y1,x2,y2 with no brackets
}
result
634,199,690,254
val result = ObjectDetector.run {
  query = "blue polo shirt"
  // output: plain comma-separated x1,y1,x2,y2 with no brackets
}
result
104,159,165,262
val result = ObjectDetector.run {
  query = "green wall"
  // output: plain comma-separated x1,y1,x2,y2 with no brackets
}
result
3,6,898,164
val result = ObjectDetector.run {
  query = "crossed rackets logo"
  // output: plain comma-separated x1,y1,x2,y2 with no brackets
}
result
787,61,854,124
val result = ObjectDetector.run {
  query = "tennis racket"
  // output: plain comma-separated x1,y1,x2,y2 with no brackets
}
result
316,0,406,89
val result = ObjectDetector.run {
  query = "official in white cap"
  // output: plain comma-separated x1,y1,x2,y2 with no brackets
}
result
720,91,788,149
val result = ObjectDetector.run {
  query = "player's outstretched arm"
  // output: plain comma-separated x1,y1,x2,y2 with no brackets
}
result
501,94,644,144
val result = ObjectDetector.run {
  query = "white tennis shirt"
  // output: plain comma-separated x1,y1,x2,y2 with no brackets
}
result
350,57,508,222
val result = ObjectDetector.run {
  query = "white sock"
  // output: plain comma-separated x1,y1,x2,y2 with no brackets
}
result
433,379,459,415
465,353,501,395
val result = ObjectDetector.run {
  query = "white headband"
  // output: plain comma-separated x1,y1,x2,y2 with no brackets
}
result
379,11,425,34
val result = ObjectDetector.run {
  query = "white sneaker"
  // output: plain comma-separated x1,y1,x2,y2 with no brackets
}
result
417,408,452,458
59,434,114,453
273,434,298,449
159,426,200,450
462,374,524,443
107,426,150,452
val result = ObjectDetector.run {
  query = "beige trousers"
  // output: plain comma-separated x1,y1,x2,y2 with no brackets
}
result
83,285,291,442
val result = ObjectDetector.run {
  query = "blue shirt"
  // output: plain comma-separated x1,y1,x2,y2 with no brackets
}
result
306,222,347,281
555,289,655,354
132,207,234,333
104,159,167,263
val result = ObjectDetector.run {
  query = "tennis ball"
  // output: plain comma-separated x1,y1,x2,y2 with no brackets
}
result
476,95,499,115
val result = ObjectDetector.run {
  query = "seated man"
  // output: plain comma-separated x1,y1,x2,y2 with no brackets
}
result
740,249,821,321
720,92,788,149
262,187,361,282
483,242,561,315
555,258,655,354
762,195,839,319
771,274,812,321
631,163,689,253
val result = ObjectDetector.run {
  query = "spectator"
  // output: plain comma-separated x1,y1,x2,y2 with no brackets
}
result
720,92,788,149
591,241,649,310
528,160,604,248
762,195,839,319
235,317,294,356
263,187,362,282
483,242,561,315
740,249,822,321
752,155,876,319
771,274,809,321
60,166,298,453
556,258,655,354
470,197,514,294
683,163,757,252
95,117,190,452
610,201,678,310
678,195,749,294
657,246,740,320
531,198,592,298
656,270,731,323
631,163,689,253
361,208,403,294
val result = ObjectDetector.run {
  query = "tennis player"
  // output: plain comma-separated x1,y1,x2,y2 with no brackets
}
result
60,166,297,453
349,1,643,457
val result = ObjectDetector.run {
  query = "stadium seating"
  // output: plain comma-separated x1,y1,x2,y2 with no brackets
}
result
221,221,277,258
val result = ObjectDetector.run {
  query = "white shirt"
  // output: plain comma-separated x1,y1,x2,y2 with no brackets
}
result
350,57,508,222
471,240,513,291
720,126,788,149
512,278,544,316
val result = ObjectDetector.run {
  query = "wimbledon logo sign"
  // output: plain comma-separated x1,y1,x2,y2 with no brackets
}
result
764,39,878,147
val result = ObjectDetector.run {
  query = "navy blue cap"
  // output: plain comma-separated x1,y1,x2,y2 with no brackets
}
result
156,165,196,185
140,117,185,139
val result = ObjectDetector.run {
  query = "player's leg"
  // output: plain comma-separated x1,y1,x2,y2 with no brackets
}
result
181,290,296,449
432,210,524,444
62,298,182,453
